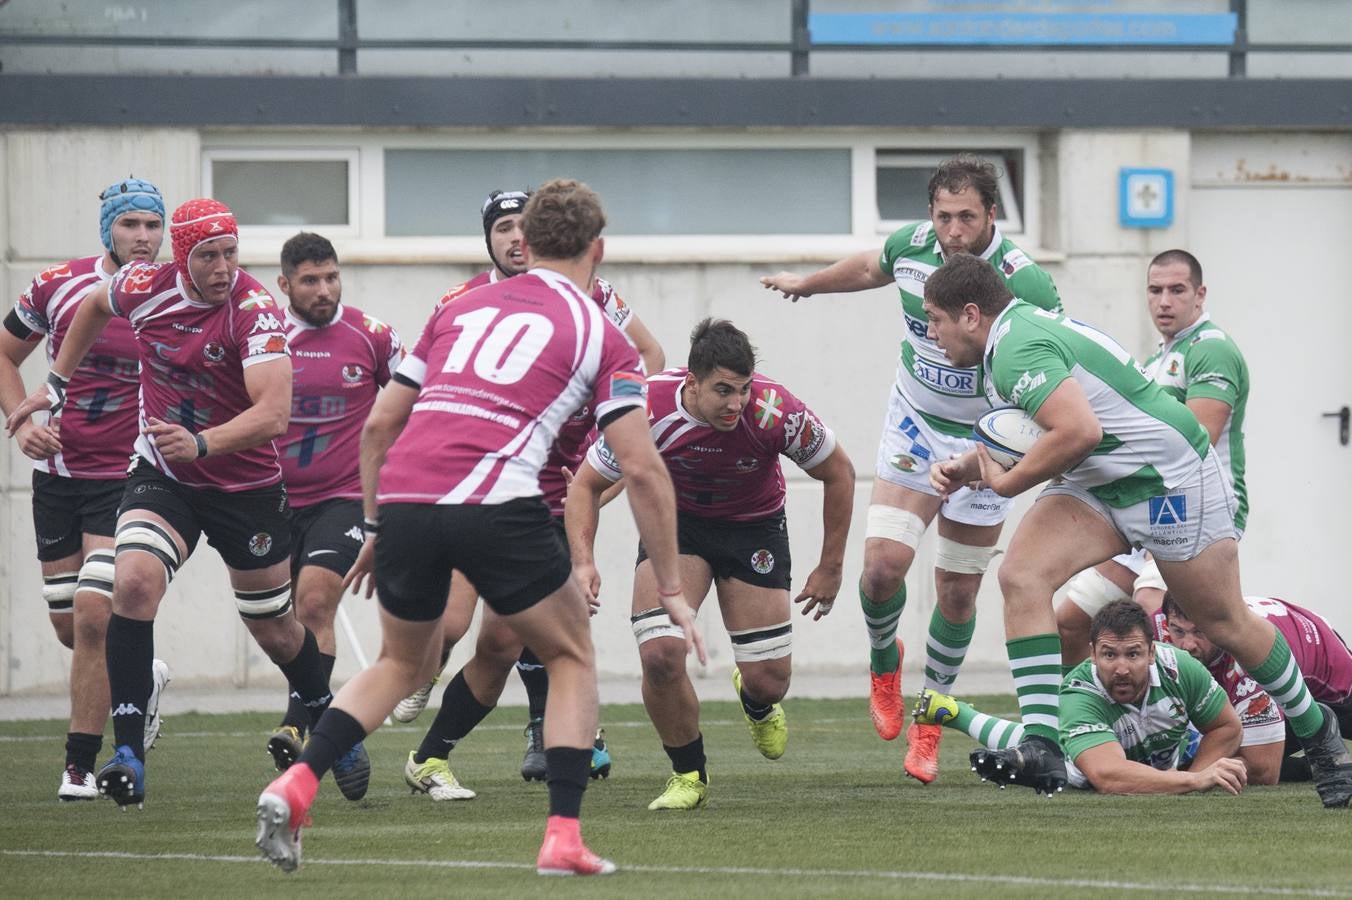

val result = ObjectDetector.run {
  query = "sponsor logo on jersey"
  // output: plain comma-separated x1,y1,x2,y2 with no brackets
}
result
251,312,284,334
749,549,775,574
1009,369,1047,405
342,364,363,383
438,284,467,306
911,358,979,397
239,290,275,310
262,335,288,354
1000,249,1032,277
248,532,274,557
894,264,931,287
203,341,226,362
610,371,646,398
1167,359,1180,376
1148,495,1188,527
910,222,931,247
906,314,930,339
172,322,203,334
120,264,157,295
1066,722,1110,737
754,387,784,429
37,262,73,285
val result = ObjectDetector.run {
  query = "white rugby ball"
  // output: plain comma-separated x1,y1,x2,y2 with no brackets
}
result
972,407,1044,469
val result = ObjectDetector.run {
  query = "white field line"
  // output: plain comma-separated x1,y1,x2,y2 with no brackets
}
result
3,849,1349,896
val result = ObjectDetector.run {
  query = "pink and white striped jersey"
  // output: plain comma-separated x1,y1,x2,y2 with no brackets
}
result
1155,596,1352,745
584,369,836,522
14,255,139,478
108,261,290,490
437,270,637,514
279,304,402,507
380,268,646,506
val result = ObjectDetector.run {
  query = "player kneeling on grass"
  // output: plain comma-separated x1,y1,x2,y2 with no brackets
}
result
915,599,1247,795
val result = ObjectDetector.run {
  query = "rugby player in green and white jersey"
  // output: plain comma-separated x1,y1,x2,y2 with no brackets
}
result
1057,250,1250,669
914,600,1248,795
924,253,1352,805
760,155,1060,783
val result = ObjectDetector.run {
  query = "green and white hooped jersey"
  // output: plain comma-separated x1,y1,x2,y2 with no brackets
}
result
1059,644,1227,773
983,301,1211,509
880,222,1061,438
1142,313,1249,531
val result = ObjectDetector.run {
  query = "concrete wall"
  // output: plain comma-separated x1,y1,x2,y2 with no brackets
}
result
2,125,1336,696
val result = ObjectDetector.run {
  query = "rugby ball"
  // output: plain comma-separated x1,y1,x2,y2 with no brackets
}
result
972,407,1044,469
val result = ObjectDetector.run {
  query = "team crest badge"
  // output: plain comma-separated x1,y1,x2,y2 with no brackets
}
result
342,364,363,383
754,388,783,429
889,453,919,472
750,549,775,575
203,341,226,362
248,533,273,557
1167,359,1180,376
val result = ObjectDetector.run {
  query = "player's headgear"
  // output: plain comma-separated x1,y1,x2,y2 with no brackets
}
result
99,177,165,254
170,198,238,286
480,189,530,273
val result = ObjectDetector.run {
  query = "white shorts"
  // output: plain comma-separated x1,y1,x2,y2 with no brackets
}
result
1040,448,1238,562
874,386,1012,527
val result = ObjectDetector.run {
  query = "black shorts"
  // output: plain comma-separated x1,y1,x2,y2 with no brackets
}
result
31,471,123,561
120,455,292,571
290,498,364,580
375,498,572,621
637,511,791,590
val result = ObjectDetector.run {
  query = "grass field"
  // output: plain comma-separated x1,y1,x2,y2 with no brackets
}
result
3,694,1351,899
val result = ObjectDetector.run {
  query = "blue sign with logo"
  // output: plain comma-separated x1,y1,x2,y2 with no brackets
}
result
809,13,1236,46
1120,168,1174,229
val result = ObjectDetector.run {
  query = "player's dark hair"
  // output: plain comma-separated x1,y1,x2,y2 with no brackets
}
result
1149,249,1204,288
520,179,606,260
928,154,1001,210
924,252,1013,317
1090,599,1152,646
688,317,757,379
1160,591,1187,622
280,231,338,278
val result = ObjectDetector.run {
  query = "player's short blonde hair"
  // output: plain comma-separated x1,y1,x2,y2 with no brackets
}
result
520,179,606,261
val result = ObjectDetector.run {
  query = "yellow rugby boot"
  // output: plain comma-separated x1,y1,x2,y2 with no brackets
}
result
732,667,787,760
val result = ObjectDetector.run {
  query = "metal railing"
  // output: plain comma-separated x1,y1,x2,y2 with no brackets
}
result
1,0,1347,79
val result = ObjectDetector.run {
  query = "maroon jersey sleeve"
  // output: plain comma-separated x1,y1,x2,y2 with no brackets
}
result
752,380,836,471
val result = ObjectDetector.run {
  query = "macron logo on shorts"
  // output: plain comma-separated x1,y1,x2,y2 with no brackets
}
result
1149,495,1187,527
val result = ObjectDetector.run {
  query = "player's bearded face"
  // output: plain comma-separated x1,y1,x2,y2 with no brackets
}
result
930,187,995,257
187,237,239,304
1091,630,1153,704
1166,615,1220,666
686,367,753,431
110,212,165,264
283,259,342,327
490,214,527,276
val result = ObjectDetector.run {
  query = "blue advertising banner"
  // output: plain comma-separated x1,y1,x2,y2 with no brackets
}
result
809,13,1237,46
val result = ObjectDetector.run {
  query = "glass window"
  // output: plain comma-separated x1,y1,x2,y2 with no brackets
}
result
206,157,352,228
875,149,1024,234
385,148,851,236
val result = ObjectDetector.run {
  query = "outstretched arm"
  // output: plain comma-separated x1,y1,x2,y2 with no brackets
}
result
760,249,891,302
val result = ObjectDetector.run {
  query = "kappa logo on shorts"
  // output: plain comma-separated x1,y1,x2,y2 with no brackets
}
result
249,532,274,557
345,525,364,542
1148,495,1188,527
749,549,775,575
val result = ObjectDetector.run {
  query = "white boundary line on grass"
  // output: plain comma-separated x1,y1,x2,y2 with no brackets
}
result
4,849,1350,896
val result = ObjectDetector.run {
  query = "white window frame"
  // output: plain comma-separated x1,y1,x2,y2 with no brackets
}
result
202,131,1044,265
201,147,361,239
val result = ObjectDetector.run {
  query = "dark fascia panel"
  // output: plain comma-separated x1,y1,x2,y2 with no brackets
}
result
2,74,1350,129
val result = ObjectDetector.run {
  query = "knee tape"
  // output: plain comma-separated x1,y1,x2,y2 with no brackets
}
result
631,607,685,646
728,621,793,663
1065,567,1130,617
42,571,78,612
1133,557,1167,594
115,520,183,584
935,536,1001,575
236,581,293,620
865,505,926,549
77,549,116,600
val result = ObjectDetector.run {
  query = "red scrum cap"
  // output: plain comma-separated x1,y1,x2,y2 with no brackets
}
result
170,198,238,281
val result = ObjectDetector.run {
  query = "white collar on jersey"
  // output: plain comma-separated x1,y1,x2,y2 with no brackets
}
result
982,297,1023,371
1155,310,1213,353
284,302,346,331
